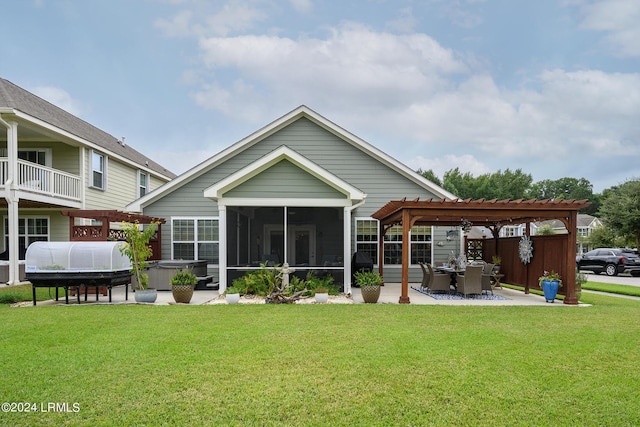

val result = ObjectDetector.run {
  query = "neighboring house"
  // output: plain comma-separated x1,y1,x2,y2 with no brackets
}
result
489,213,601,254
0,78,175,284
535,214,602,254
127,106,457,292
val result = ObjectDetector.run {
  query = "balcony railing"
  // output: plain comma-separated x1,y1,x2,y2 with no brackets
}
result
0,158,81,202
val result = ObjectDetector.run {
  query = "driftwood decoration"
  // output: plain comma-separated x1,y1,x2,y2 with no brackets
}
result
265,263,309,304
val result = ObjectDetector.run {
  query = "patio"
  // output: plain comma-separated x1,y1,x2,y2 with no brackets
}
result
25,282,565,306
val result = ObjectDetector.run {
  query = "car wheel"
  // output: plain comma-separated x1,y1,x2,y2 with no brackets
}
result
631,271,640,277
605,264,618,276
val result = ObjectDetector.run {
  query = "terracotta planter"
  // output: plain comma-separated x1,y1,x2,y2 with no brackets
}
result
360,285,381,303
172,284,195,303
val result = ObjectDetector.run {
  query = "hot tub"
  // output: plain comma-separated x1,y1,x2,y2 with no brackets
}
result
25,241,132,305
143,259,211,291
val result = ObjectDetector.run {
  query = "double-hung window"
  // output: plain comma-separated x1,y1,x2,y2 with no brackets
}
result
138,171,149,197
91,150,107,190
172,218,219,263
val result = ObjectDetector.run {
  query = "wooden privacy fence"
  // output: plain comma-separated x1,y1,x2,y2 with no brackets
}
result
467,235,570,294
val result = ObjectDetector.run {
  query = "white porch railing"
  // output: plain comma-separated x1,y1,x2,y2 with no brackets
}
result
0,158,81,202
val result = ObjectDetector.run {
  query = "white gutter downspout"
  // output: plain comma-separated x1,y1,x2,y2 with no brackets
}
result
0,114,20,285
343,196,367,294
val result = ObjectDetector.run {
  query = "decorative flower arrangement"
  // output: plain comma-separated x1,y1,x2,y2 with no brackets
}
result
539,270,561,283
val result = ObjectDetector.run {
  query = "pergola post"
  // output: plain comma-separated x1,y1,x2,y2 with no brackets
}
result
399,209,411,304
563,211,579,305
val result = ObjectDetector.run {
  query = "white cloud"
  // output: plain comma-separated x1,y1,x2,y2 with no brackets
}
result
574,0,640,57
155,1,267,38
179,10,640,183
290,0,312,14
193,23,468,120
31,86,83,116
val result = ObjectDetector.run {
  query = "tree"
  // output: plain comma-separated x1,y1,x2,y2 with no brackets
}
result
441,168,532,200
417,169,442,187
597,179,640,248
527,177,599,214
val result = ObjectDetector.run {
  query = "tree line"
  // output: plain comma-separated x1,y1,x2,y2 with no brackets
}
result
418,168,640,248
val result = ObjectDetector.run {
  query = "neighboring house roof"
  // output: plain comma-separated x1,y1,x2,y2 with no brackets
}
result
127,105,456,212
536,213,601,231
0,78,175,180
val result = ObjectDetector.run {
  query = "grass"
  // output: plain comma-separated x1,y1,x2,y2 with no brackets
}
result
0,292,639,426
0,283,61,304
582,281,640,297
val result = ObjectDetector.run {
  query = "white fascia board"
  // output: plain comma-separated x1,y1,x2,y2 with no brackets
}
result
8,110,173,181
216,198,353,207
204,145,366,202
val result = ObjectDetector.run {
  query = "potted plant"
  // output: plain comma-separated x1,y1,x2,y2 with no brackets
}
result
314,287,329,304
539,270,561,303
171,268,198,303
492,255,501,273
119,221,158,303
354,270,383,303
225,285,242,304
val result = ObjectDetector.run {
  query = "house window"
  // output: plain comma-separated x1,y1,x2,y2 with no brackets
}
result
356,219,433,266
91,151,107,190
578,227,589,237
383,225,404,265
410,225,432,264
172,218,219,263
138,171,149,197
3,216,49,258
355,219,378,264
503,226,518,237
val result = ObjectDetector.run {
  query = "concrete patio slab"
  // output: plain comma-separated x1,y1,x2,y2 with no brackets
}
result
24,282,575,306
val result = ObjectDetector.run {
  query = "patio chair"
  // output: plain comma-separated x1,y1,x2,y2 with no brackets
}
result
456,265,483,298
425,262,452,293
481,263,495,295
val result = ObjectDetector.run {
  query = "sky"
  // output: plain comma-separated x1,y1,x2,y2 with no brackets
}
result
2,0,639,193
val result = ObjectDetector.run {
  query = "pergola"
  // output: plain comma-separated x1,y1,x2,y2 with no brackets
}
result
60,210,166,260
371,198,591,305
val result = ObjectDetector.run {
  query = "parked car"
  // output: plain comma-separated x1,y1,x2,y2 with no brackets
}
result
576,248,640,276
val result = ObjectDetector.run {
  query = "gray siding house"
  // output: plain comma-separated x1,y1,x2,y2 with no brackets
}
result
127,106,457,292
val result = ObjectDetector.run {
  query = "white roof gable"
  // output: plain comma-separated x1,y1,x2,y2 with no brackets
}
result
204,145,366,203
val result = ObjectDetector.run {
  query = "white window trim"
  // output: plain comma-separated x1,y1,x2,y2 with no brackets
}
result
171,216,219,264
137,170,149,198
90,150,108,191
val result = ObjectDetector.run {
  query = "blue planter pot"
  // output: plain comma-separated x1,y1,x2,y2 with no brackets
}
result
541,280,559,303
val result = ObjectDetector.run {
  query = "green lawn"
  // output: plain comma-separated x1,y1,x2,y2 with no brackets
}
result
0,292,638,426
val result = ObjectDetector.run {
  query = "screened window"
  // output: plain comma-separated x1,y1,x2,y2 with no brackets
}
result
172,218,219,263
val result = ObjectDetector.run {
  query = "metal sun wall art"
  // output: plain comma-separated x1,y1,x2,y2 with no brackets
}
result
519,235,533,264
